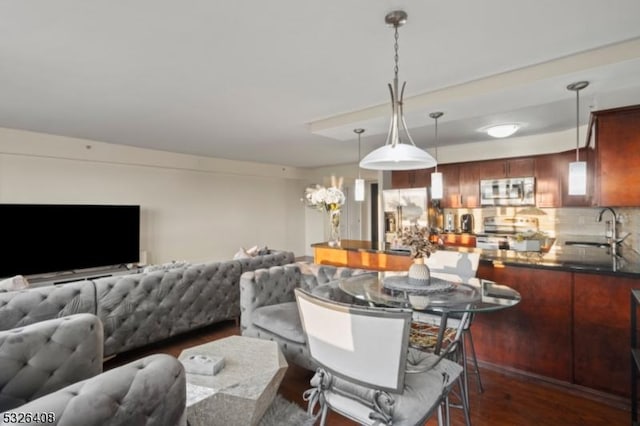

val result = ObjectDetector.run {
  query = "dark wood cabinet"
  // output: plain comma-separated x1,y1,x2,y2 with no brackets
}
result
534,153,562,207
476,157,535,179
391,169,430,189
594,105,640,206
458,162,482,208
473,263,573,382
573,273,639,396
439,164,462,208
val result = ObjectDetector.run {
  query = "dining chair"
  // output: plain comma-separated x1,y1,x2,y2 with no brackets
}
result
422,250,484,396
295,288,470,426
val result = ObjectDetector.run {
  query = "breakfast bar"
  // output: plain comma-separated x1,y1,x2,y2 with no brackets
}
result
311,239,413,271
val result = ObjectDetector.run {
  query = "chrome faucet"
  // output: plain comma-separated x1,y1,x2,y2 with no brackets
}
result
596,207,618,256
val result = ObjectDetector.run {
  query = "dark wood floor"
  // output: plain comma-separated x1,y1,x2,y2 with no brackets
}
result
105,320,628,426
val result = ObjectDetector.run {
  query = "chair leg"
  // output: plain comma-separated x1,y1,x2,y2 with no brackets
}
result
457,376,472,426
465,328,484,393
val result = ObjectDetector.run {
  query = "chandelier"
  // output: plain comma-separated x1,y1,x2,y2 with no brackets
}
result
359,10,437,171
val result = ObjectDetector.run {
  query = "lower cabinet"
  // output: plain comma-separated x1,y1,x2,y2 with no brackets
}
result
476,263,640,397
473,263,573,382
573,273,637,396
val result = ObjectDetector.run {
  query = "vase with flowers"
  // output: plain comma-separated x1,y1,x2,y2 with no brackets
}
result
303,177,346,247
401,225,437,286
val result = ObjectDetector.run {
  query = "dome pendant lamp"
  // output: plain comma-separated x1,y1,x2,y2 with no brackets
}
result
354,128,365,202
359,10,437,171
567,81,589,196
429,112,444,200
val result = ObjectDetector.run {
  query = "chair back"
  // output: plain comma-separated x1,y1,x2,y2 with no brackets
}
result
295,288,412,393
426,251,480,279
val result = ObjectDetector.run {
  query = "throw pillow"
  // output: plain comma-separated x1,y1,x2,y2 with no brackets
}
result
233,248,252,260
0,275,30,292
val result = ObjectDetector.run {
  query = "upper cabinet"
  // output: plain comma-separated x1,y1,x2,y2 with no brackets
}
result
477,158,535,179
534,153,562,208
439,163,462,208
390,169,430,189
594,105,640,207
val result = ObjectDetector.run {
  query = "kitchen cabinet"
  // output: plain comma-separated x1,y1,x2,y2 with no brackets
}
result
473,263,574,382
441,233,476,248
477,157,535,179
439,163,462,208
594,105,640,206
391,169,430,189
573,273,638,396
534,153,562,207
458,162,482,208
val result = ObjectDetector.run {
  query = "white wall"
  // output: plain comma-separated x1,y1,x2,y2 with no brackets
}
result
0,128,309,264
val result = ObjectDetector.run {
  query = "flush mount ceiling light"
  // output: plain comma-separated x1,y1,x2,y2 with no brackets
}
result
359,10,437,171
429,112,444,200
354,128,365,202
567,81,589,196
485,123,521,138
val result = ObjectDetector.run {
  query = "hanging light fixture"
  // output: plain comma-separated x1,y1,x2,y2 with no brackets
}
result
567,81,589,196
354,128,365,201
429,112,444,200
359,10,437,171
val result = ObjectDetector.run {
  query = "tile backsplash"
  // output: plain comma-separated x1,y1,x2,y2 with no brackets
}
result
444,206,640,254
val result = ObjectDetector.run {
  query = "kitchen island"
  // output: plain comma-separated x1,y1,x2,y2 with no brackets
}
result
311,239,412,271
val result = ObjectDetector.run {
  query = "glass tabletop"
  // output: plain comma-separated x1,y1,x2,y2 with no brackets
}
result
337,271,521,313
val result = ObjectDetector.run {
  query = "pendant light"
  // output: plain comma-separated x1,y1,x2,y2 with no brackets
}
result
429,112,444,200
359,10,437,171
567,81,589,196
354,128,365,201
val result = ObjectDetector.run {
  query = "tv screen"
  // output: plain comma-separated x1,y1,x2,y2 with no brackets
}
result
1,204,140,278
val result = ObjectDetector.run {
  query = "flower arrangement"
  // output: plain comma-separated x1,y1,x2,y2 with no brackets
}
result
303,177,345,212
401,225,437,259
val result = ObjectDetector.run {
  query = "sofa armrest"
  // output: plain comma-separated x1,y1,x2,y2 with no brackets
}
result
1,354,186,426
0,314,103,412
239,264,301,333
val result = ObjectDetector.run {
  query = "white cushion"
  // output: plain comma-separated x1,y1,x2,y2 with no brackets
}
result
0,275,29,291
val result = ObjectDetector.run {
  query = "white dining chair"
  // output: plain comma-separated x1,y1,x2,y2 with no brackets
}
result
295,288,470,426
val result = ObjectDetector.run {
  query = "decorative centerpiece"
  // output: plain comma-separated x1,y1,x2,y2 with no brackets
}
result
401,225,437,286
303,177,346,247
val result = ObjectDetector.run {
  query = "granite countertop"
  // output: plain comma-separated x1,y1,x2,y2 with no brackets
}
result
312,238,640,277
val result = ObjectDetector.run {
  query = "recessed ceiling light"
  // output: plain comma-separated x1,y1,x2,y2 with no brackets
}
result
485,124,521,138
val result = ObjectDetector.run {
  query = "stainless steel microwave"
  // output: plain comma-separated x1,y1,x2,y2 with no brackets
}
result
480,177,535,206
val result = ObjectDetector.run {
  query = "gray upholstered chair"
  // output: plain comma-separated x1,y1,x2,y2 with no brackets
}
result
295,288,471,426
239,262,374,370
0,314,186,426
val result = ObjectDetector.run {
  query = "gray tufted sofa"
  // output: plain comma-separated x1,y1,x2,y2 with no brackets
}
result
239,262,374,370
0,314,187,426
0,250,295,358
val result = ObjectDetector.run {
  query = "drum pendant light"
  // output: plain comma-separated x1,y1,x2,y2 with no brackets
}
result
354,128,365,201
429,112,444,200
567,81,589,196
359,10,437,171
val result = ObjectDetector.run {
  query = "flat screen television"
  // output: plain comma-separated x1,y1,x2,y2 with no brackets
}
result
1,204,140,278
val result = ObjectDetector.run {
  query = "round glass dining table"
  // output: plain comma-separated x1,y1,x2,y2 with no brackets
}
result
335,271,521,354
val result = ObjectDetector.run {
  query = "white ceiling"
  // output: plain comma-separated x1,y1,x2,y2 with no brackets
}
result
2,1,640,168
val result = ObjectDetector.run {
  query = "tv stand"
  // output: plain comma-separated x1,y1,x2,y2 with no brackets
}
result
28,265,140,287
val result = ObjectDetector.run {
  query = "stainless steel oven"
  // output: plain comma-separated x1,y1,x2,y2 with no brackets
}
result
480,177,535,206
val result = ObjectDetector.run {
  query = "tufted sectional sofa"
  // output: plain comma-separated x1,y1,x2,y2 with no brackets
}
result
0,250,295,358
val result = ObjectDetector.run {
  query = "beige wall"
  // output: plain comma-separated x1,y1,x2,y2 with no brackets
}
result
0,127,310,264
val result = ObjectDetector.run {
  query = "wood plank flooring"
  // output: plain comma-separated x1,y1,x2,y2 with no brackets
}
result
105,320,628,426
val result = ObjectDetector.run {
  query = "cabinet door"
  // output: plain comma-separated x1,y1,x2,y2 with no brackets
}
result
534,154,562,207
507,158,535,177
472,264,573,382
439,164,461,208
391,170,431,189
596,107,640,206
573,273,639,396
476,159,507,179
458,162,481,208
